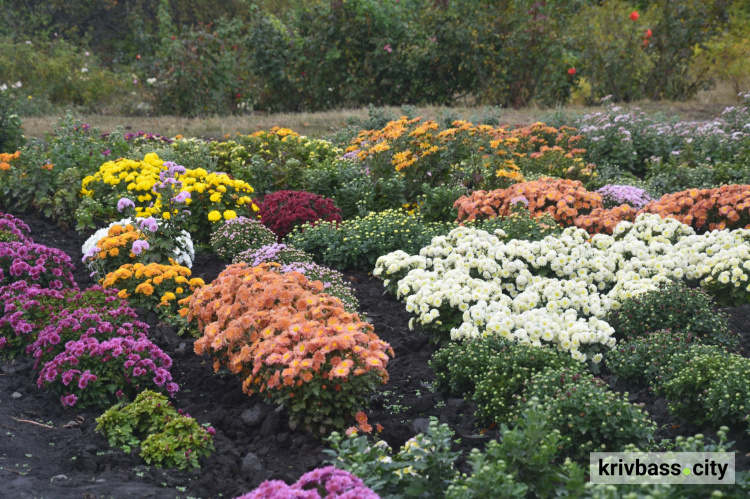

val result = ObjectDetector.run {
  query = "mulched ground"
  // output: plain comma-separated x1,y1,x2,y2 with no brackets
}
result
1,214,749,498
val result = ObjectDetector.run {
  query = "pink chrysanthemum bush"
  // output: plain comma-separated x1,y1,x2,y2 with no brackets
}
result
236,466,379,499
189,263,393,432
0,242,76,289
0,283,126,360
0,212,32,243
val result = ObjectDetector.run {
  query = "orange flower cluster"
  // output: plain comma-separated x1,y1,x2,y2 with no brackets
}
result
189,263,393,431
0,151,20,171
574,205,639,234
94,224,147,260
638,185,750,232
455,177,603,227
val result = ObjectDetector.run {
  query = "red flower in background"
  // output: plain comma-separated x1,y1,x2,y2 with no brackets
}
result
630,11,640,21
568,68,576,75
645,28,652,38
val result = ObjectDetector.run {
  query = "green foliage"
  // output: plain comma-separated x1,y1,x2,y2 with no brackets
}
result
513,367,656,462
471,204,563,243
0,91,24,152
285,209,456,271
605,282,738,349
324,417,460,498
96,390,215,470
655,347,750,431
447,400,587,499
607,331,701,387
416,184,467,223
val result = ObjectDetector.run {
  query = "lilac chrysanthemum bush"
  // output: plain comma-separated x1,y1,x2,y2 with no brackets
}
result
232,242,314,266
596,184,653,209
273,261,359,312
209,216,276,261
236,466,379,499
0,242,76,289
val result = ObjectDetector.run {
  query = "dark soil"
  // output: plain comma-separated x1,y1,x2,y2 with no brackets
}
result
1,214,749,498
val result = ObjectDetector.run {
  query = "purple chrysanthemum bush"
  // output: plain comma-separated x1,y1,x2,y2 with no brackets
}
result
233,242,314,266
209,215,276,261
236,466,379,499
0,241,76,289
0,212,32,243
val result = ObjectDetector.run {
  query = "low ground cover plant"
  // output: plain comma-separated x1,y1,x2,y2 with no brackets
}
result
189,263,393,432
96,390,215,470
209,216,275,262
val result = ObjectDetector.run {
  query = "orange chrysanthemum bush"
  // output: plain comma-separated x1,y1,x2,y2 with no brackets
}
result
189,263,393,433
638,185,750,232
455,177,603,227
574,204,640,235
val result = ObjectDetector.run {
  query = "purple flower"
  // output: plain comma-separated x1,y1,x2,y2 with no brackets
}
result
61,393,78,407
117,197,136,212
139,217,158,233
173,191,191,203
132,240,150,255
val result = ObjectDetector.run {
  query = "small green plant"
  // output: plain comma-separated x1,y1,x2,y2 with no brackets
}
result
471,202,563,242
95,390,215,470
324,417,460,497
606,282,738,349
513,367,656,462
447,399,586,499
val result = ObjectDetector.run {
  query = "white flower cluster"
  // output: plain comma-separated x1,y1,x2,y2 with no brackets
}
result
375,214,750,361
82,218,195,268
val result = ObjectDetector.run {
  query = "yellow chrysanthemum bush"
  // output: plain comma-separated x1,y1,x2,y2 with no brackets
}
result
189,263,393,433
78,153,258,245
210,127,343,196
101,262,205,329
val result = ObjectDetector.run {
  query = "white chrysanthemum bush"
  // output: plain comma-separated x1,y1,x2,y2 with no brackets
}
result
375,213,750,362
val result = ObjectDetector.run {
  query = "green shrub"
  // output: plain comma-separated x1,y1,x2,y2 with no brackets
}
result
471,203,563,242
513,367,656,462
324,417,460,498
607,331,701,387
655,347,750,431
447,400,586,499
0,91,24,152
605,282,738,349
95,390,215,470
286,209,456,271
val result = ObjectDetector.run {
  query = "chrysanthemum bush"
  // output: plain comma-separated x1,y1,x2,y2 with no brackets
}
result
605,282,738,348
431,339,583,425
211,128,343,196
78,153,258,244
233,243,314,267
209,216,275,261
82,221,149,278
272,262,359,313
0,283,125,359
454,177,603,227
0,212,32,243
596,184,653,209
237,466,378,499
0,242,76,289
573,204,638,235
286,209,456,270
258,190,342,241
96,390,215,470
511,367,656,462
101,262,205,323
375,213,750,361
654,346,750,432
189,263,393,432
469,202,562,242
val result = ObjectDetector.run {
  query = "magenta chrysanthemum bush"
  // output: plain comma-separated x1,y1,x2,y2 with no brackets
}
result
0,213,32,243
30,307,144,370
233,243,313,266
236,466,379,499
37,333,178,409
0,283,130,360
0,242,76,289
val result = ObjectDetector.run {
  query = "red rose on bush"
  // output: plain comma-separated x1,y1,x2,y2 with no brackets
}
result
259,190,342,240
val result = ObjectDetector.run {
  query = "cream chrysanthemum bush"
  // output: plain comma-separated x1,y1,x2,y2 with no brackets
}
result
375,214,750,361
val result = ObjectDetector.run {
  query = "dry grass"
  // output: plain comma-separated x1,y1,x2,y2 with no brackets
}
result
19,84,742,140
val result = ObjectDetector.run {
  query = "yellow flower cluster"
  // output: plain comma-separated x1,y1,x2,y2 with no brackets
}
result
102,261,205,317
81,153,258,224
